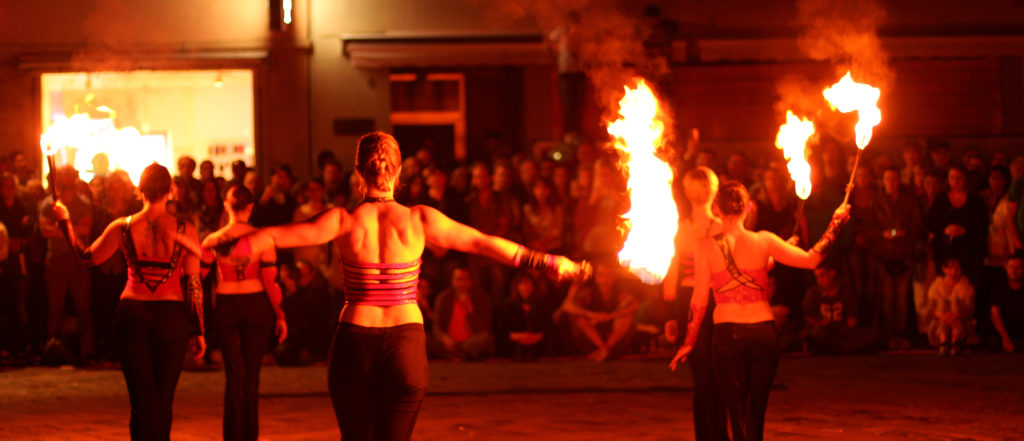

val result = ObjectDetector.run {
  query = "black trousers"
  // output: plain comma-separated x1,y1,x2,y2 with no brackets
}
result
712,321,780,441
114,299,191,441
215,293,276,441
328,322,429,441
676,286,730,441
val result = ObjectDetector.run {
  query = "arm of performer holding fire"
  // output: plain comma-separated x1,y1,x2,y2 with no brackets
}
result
51,200,121,266
260,248,288,344
417,205,590,280
763,203,851,270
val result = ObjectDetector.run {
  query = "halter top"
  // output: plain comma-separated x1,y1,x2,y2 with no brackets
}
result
121,216,186,298
341,258,421,306
215,236,264,283
709,233,769,304
710,268,770,304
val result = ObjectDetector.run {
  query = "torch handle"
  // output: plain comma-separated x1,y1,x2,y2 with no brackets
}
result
841,148,865,206
46,155,60,200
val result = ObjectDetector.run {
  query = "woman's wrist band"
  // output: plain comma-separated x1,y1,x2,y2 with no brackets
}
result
514,245,555,272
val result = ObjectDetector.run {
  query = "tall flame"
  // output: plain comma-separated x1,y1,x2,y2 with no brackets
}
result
39,107,166,185
774,111,815,200
607,79,678,284
822,71,881,149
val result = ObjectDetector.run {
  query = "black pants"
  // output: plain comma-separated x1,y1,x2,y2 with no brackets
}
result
215,293,276,441
676,287,730,441
114,299,191,441
328,322,429,441
712,321,780,441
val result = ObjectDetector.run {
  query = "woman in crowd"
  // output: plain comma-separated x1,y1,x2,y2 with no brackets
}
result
54,163,205,441
216,132,587,441
521,177,565,253
670,181,849,441
662,166,728,441
201,185,287,441
926,165,988,327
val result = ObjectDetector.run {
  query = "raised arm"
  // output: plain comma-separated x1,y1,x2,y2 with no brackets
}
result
52,201,122,266
765,203,850,270
417,205,586,280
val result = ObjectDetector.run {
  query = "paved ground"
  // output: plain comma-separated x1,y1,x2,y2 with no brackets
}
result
2,354,1023,440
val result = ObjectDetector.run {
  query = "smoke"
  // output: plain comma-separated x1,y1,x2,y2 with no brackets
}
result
774,0,893,151
797,0,892,88
472,0,668,117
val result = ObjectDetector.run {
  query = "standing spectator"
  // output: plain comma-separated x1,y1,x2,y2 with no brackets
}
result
499,273,552,361
901,140,924,186
39,166,95,364
924,258,975,354
962,147,987,194
11,151,36,190
515,159,539,203
556,263,639,361
848,166,880,327
0,173,31,361
465,162,520,304
197,178,226,239
422,166,462,218
228,160,248,190
431,267,494,360
199,159,225,191
574,158,626,261
175,156,202,215
991,254,1024,353
522,178,565,253
983,165,1021,337
873,167,923,349
926,166,988,311
927,139,952,176
449,165,471,200
292,178,330,273
252,165,297,228
726,152,754,189
321,158,346,208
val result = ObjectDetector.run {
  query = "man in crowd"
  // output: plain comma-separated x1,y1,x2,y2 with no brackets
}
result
38,166,94,364
991,254,1024,353
432,267,494,360
556,263,638,361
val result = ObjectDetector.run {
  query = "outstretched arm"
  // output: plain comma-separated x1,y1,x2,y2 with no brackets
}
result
418,205,586,280
52,201,121,266
764,203,850,270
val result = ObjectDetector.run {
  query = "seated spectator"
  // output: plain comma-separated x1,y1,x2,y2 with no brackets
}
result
274,260,333,365
431,268,494,360
924,258,976,355
498,273,552,361
991,254,1024,353
802,265,876,354
555,263,638,361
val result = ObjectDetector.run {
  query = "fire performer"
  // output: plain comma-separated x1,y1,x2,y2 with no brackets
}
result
53,163,205,441
216,132,588,441
662,166,728,441
671,181,849,441
200,184,288,441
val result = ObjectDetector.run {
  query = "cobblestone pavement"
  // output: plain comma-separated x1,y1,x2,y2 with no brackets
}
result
2,354,1023,440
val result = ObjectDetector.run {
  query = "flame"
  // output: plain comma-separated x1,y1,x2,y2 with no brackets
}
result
39,106,167,185
822,71,881,149
774,111,815,200
606,79,678,284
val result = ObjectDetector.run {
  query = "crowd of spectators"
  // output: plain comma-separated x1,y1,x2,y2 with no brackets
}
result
2,133,1024,367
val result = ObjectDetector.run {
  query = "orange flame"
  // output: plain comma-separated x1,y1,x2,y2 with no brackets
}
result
39,107,166,185
607,79,678,284
774,111,815,200
822,71,881,149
